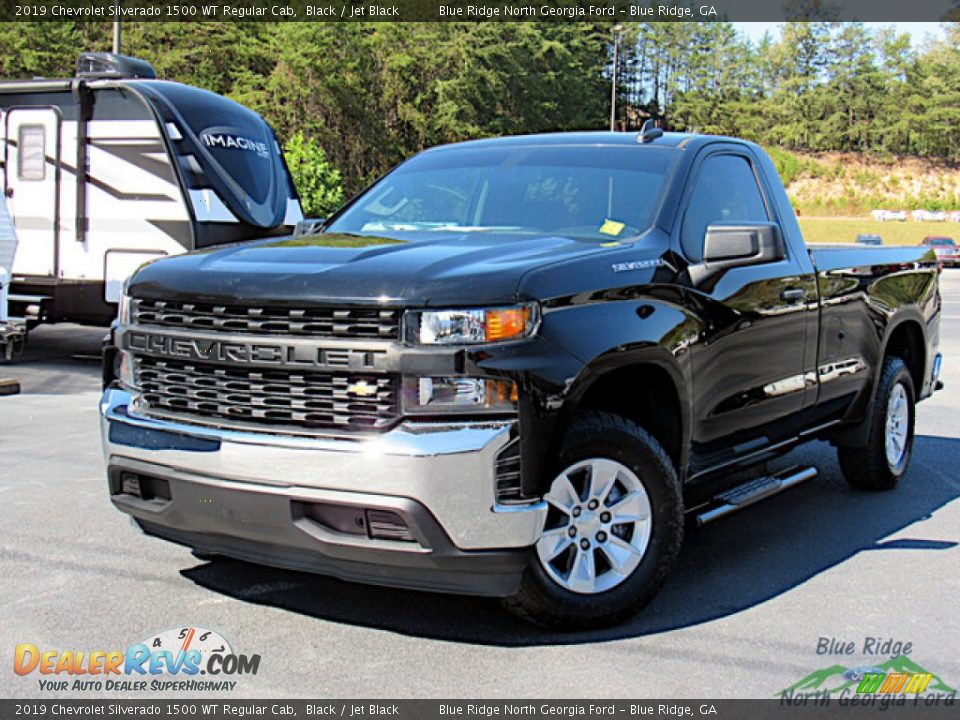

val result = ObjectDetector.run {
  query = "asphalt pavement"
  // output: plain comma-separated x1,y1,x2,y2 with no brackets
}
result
1,274,958,699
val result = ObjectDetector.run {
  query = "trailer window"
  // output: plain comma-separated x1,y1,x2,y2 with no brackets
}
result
17,125,46,181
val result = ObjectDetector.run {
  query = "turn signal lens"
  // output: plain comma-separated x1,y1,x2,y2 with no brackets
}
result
485,306,533,342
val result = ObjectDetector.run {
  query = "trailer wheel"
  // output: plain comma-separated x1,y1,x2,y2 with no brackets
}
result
838,356,916,491
502,411,683,629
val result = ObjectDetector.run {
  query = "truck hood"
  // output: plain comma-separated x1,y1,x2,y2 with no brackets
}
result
126,231,619,306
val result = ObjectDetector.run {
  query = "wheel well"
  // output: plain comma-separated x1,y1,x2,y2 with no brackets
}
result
885,321,925,391
574,364,682,469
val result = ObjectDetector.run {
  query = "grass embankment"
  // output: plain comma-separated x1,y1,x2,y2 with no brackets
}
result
798,217,957,246
767,147,960,217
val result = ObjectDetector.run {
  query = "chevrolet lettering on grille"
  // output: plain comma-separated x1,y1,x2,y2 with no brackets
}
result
124,330,387,370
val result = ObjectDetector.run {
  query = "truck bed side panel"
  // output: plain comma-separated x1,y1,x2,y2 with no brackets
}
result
810,245,940,420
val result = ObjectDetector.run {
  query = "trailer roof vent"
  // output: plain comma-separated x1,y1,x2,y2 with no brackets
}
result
76,52,157,80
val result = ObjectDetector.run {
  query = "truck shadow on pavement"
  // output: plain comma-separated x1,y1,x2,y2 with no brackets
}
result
181,435,960,646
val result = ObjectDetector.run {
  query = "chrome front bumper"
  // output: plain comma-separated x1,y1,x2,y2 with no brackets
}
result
100,388,546,596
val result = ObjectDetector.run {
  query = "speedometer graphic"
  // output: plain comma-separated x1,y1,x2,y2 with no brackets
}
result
139,626,233,670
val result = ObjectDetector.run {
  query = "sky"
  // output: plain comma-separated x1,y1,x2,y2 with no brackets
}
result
733,22,946,47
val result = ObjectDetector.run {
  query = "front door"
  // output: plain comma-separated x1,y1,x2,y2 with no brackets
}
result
680,149,818,467
4,107,60,278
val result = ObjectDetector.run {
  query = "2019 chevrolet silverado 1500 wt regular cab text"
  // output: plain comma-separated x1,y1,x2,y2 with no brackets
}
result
101,131,942,628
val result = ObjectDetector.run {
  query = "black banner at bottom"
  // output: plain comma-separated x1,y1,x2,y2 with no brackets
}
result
1,699,958,720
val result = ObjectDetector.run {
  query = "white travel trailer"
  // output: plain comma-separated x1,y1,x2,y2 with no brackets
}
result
0,52,302,333
0,194,21,359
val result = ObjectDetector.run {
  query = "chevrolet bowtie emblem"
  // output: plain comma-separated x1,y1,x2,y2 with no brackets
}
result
346,380,378,397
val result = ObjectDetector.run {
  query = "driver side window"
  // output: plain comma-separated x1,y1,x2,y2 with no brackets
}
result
680,154,769,262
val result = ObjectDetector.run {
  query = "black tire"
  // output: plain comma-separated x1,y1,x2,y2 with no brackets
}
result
502,411,683,629
838,356,915,491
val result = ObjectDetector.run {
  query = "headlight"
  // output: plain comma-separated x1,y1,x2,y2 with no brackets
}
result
402,376,517,415
117,293,132,325
405,303,539,345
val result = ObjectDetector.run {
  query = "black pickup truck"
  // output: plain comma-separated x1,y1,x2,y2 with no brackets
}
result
101,130,942,628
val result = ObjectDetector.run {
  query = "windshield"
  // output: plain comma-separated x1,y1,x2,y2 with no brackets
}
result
927,238,955,246
326,145,678,241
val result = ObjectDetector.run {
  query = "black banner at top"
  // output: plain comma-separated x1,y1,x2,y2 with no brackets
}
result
0,0,959,22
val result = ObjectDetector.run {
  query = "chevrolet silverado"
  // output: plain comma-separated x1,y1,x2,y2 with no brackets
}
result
101,129,942,628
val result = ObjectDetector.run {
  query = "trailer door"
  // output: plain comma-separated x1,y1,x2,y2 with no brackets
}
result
4,108,59,278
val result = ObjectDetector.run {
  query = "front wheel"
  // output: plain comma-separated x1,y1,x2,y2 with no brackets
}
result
837,356,916,491
502,411,683,629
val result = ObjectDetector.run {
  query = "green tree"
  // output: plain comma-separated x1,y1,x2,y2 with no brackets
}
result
283,132,345,219
872,27,916,155
766,22,835,149
122,22,276,102
263,22,386,193
905,24,960,161
821,23,884,152
4,20,960,190
0,22,109,78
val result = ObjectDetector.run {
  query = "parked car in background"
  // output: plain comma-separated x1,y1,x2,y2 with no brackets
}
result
871,209,908,222
856,234,883,246
922,236,960,267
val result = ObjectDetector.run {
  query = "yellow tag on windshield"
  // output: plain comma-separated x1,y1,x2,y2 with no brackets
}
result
599,219,625,236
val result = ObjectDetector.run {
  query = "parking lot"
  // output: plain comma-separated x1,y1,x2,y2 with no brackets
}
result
2,274,959,700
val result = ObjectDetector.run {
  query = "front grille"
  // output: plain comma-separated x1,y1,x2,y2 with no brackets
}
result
133,356,400,432
132,298,401,339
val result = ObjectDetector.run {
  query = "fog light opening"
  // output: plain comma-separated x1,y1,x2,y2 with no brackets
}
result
113,471,171,502
121,472,141,498
403,376,518,414
296,501,417,544
365,509,416,542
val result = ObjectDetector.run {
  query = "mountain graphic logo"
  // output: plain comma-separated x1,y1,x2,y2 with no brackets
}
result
780,656,956,696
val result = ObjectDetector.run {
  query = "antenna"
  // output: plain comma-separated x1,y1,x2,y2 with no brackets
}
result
638,119,663,144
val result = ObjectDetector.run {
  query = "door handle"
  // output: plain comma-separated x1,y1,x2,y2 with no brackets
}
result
780,288,805,303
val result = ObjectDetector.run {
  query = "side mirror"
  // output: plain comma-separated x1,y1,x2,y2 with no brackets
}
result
293,218,328,237
703,222,785,269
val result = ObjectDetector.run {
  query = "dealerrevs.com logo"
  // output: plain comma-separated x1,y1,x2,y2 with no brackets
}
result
14,626,260,693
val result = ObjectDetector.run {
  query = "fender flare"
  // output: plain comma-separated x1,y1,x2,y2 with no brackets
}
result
551,344,693,480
